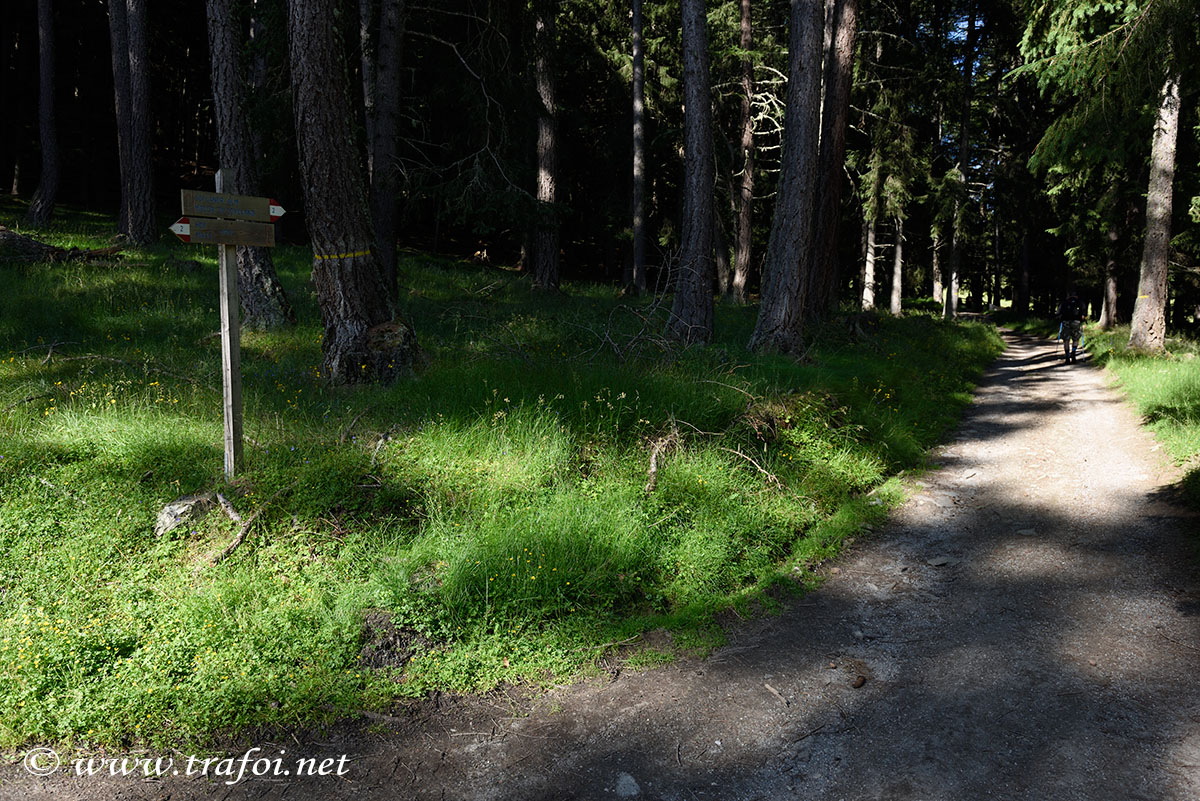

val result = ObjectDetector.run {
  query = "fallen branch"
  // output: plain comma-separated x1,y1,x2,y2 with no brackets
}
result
52,354,210,388
1156,628,1200,653
644,423,681,493
339,406,372,445
211,483,293,566
717,446,782,486
791,723,827,743
3,393,53,412
215,493,243,524
37,477,88,506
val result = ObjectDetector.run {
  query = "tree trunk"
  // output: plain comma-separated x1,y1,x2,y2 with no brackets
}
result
1015,232,1029,313
285,0,419,384
991,218,1001,309
532,3,560,291
1,23,19,198
248,5,269,165
807,0,858,316
360,0,406,300
668,0,716,343
730,0,754,305
359,0,378,161
748,0,823,353
944,2,976,319
862,219,876,310
714,209,732,296
630,0,648,295
1129,70,1181,351
931,230,942,302
1098,228,1119,330
123,0,155,244
206,0,295,331
107,0,132,234
944,233,960,317
27,0,58,226
890,215,903,316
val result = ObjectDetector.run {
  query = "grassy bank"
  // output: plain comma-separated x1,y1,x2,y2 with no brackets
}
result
0,203,1003,749
1080,326,1200,505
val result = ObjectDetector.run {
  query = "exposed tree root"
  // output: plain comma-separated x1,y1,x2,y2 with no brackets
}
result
0,226,124,263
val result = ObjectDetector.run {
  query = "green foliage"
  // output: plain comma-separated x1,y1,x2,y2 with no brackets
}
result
1015,0,1188,170
0,207,1002,749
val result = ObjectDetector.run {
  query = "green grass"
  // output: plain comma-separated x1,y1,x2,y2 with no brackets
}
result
0,199,1003,749
1077,325,1200,505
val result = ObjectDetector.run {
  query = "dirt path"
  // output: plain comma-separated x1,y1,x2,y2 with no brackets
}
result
4,329,1200,801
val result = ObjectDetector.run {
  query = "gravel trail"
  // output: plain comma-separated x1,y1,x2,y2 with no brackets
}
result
4,329,1199,801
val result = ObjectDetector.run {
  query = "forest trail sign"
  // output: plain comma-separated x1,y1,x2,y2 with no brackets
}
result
169,216,276,246
169,172,286,480
180,189,286,223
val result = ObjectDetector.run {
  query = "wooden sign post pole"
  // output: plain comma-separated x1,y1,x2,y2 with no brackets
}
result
170,174,283,480
215,168,244,480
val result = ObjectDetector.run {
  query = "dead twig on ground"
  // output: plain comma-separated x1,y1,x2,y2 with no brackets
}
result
215,493,243,524
645,423,681,493
212,483,294,566
764,683,789,706
1156,628,1200,652
699,379,756,400
791,723,827,743
3,393,54,412
717,446,782,486
52,354,210,388
339,406,372,444
37,477,88,506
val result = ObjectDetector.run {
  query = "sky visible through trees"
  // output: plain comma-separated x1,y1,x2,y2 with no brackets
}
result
3,0,1198,356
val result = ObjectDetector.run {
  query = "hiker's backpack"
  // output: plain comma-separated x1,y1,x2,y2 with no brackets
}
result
1063,296,1082,320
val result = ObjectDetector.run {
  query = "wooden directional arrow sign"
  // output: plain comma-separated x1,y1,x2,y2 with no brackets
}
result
170,216,275,247
181,189,285,223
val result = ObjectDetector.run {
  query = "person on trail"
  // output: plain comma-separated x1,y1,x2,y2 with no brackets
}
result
1057,290,1085,363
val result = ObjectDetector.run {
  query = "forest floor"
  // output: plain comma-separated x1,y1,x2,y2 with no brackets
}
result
3,327,1200,800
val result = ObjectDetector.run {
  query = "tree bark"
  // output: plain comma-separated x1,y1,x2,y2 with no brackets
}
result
360,0,406,300
944,231,960,317
1098,228,1119,330
1128,71,1181,351
861,218,876,310
123,0,155,244
630,0,648,295
1015,232,1029,313
206,0,295,331
931,230,942,302
360,0,378,160
107,0,133,234
668,0,717,343
27,0,58,227
748,0,823,353
532,2,560,291
714,209,732,296
890,215,903,315
730,0,755,304
285,0,419,383
807,0,858,316
944,2,976,319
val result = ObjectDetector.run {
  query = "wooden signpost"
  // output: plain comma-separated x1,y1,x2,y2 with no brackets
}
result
170,170,285,480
